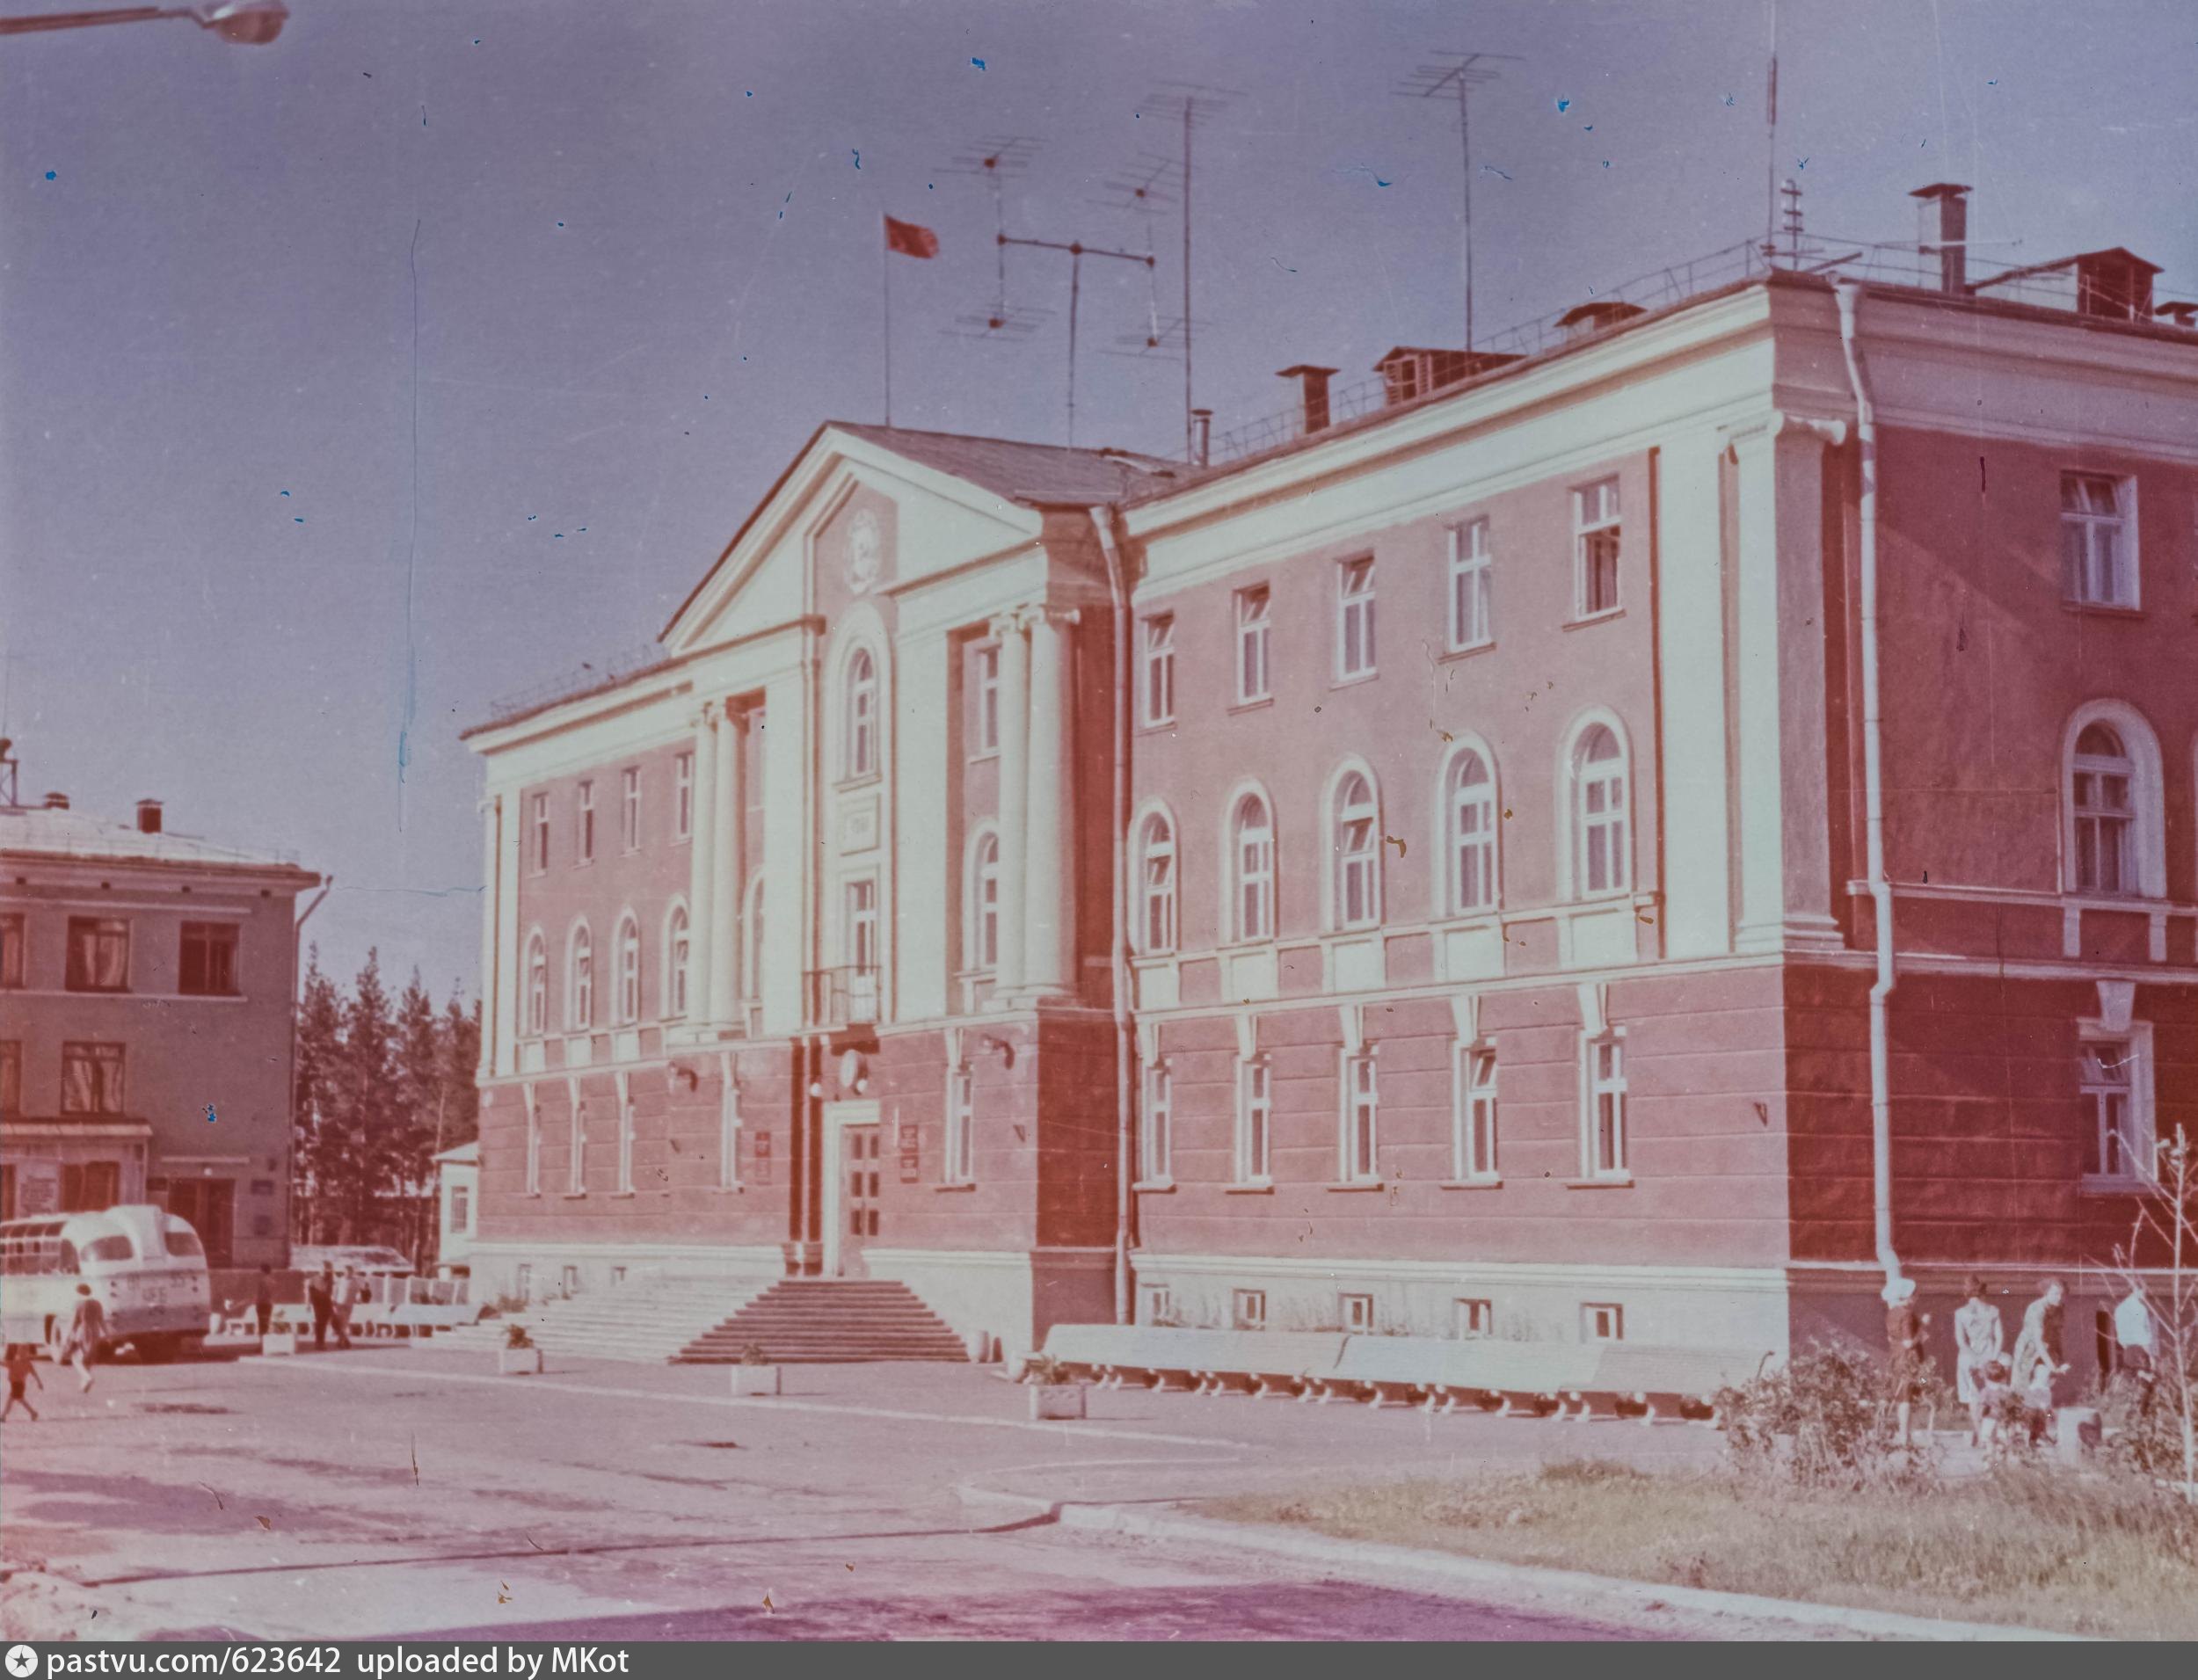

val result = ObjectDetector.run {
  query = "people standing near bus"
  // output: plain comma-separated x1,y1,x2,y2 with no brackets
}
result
62,1284,106,1393
254,1265,275,1338
334,1268,360,1349
2,1344,41,1422
308,1265,335,1349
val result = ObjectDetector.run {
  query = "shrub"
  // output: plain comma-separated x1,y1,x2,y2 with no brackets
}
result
1715,1342,1938,1491
502,1322,534,1350
1022,1353,1069,1385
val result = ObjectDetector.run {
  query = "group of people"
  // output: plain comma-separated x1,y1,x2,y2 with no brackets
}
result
1926,1274,2158,1450
266,1262,370,1350
3,1283,110,1422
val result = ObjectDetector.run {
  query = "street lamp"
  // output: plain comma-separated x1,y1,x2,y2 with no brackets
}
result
0,3,287,42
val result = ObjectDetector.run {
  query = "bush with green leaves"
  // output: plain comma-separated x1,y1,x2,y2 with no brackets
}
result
1714,1342,1938,1490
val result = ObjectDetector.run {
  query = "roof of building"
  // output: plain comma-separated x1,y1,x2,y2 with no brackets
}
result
828,422,1178,506
433,1141,480,1167
0,803,316,878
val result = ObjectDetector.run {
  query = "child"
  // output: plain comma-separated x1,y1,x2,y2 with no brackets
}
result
1974,1357,2015,1452
3,1343,41,1422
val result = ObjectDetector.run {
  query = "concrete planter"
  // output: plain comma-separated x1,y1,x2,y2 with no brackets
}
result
498,1346,543,1376
732,1364,781,1397
1030,1384,1086,1422
260,1330,297,1357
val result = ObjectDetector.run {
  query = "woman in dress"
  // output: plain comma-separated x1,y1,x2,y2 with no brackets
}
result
1883,1276,1926,1447
1953,1275,2004,1445
2008,1278,2067,1446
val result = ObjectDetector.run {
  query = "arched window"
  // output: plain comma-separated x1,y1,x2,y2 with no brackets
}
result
614,914,641,1025
524,933,548,1036
1449,749,1498,913
2071,724,2135,893
1138,811,1177,954
845,647,878,779
1333,771,1380,929
566,923,593,1031
665,905,690,1019
1573,725,1629,897
741,873,766,1002
1232,793,1275,942
969,829,1001,971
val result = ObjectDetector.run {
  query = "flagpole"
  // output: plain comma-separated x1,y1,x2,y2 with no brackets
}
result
881,218,893,426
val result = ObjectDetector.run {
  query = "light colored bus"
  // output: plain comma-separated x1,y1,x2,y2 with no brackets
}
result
0,1204,212,1362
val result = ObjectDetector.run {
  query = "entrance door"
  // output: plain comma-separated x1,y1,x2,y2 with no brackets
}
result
841,1124,881,1276
166,1179,235,1267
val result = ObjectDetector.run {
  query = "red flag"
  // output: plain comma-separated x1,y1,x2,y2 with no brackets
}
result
884,216,939,259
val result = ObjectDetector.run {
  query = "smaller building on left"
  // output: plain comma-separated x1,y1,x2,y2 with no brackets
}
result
0,760,322,1273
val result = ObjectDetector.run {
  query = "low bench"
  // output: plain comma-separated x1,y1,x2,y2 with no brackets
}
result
1564,1345,1769,1424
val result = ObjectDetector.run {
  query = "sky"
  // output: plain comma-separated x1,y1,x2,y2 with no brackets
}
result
3,0,2192,1003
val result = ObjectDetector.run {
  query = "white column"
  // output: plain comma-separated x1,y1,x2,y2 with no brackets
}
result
1022,606,1079,997
1655,434,1734,958
493,789,523,1076
1730,411,1846,955
686,703,719,1029
709,705,743,1028
758,670,808,1037
477,795,500,1077
991,612,1030,999
894,629,951,1021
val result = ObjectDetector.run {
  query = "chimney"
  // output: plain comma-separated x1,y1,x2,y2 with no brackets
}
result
1911,183,1970,295
136,799,164,834
1276,364,1340,436
1190,408,1213,467
42,791,69,811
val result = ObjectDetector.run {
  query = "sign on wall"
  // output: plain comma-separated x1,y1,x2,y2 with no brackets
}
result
750,1130,771,1186
898,1120,920,1183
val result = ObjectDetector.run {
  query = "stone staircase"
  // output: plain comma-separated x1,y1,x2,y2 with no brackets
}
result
435,1274,766,1364
676,1279,970,1364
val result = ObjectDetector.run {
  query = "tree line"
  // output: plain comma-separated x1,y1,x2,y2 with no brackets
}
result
292,945,480,1265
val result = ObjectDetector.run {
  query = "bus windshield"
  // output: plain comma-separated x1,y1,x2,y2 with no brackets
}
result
81,1235,135,1265
165,1229,204,1259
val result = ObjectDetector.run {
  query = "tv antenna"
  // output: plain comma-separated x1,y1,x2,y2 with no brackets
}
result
995,231,1156,447
1139,83,1241,462
1396,51,1520,353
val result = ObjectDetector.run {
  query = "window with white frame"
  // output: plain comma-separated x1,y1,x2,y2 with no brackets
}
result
614,915,641,1025
1140,615,1175,726
1139,1061,1172,1183
1450,747,1498,913
567,925,593,1031
1333,771,1381,929
525,933,548,1036
621,767,641,851
1138,811,1176,954
1574,724,1630,896
1232,793,1276,942
666,907,689,1018
569,1100,587,1194
1583,1302,1626,1342
845,648,878,779
1138,1284,1172,1326
524,1100,541,1196
1339,1292,1375,1333
1236,1056,1271,1183
1574,478,1621,616
2061,472,2135,607
531,792,550,873
674,752,694,840
1341,1050,1378,1182
2071,723,2136,894
971,642,1001,756
577,780,596,863
617,1099,634,1194
1336,556,1377,678
1583,1032,1627,1179
1454,1044,1497,1181
1454,1298,1493,1339
845,878,878,972
2079,1027,2155,1182
1235,585,1270,702
1448,518,1492,650
1232,1288,1267,1331
946,1064,974,1184
969,832,1000,971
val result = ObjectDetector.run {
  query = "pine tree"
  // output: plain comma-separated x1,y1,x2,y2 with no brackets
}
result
291,948,346,1246
338,949,397,1246
393,969,446,1266
440,991,482,1149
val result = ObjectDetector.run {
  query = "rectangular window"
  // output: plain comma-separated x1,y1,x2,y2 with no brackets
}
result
946,1064,974,1184
1455,1045,1498,1181
1235,586,1270,703
562,1264,581,1298
1341,1051,1378,1182
617,1101,635,1194
1583,1303,1626,1342
1574,479,1621,616
64,918,130,993
2080,1032,2154,1182
1337,556,1377,678
1140,615,1175,726
577,782,595,863
1584,1035,1627,1178
0,1041,19,1116
524,1095,542,1196
846,878,878,972
621,767,641,852
178,922,239,997
1448,518,1492,650
531,793,550,872
569,1102,586,1195
1140,1062,1172,1183
0,913,22,989
1138,1284,1172,1327
2062,472,2136,607
1236,1058,1271,1183
61,1160,120,1213
971,643,1001,756
1339,1292,1375,1334
674,752,695,840
1455,1298,1494,1340
1232,1288,1267,1332
60,1042,126,1115
449,1185,470,1232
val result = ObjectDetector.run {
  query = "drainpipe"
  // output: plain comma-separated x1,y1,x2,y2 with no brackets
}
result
1088,505,1136,1324
1835,280,1903,1295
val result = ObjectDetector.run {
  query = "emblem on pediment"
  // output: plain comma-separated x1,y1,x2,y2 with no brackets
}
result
847,508,883,593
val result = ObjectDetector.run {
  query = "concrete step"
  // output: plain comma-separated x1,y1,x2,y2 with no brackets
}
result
675,1279,968,1365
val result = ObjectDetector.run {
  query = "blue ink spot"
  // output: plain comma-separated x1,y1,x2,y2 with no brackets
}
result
555,533,564,539
44,171,56,180
851,149,861,170
1583,125,1593,132
972,57,986,69
1482,164,1512,181
1271,257,1298,273
205,1104,217,1125
1797,156,1809,169
473,39,481,45
1723,94,1736,106
1603,160,1611,169
1987,79,1998,86
528,514,537,521
295,516,305,523
557,221,564,228
578,527,586,533
280,490,290,497
1555,98,1570,113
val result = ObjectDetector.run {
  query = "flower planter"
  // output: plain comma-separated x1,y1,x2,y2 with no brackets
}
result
1030,1383,1086,1422
731,1364,781,1397
498,1347,543,1376
260,1330,298,1357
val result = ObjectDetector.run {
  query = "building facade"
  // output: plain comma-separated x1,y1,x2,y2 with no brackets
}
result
466,197,2196,1375
0,792,322,1269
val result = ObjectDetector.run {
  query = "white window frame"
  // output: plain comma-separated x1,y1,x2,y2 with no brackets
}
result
1231,792,1276,943
1235,585,1271,703
1336,556,1377,680
967,828,1001,973
1232,1288,1267,1332
1138,810,1177,955
1581,1030,1627,1181
2071,724,2136,895
1235,1056,1271,1185
946,1063,975,1185
1138,1284,1172,1327
845,647,879,781
1447,517,1493,651
523,1087,541,1196
971,641,1001,758
577,780,596,864
524,931,548,1036
2060,702,2165,899
1332,770,1381,930
614,914,641,1026
566,923,593,1032
620,766,641,852
1583,1302,1626,1342
674,752,694,841
616,1097,635,1195
568,1098,587,1195
845,876,878,972
2060,470,2137,608
1453,1043,1498,1182
1340,1050,1379,1183
1448,746,1499,913
664,904,689,1020
1573,478,1621,617
531,792,550,873
2078,1018,2156,1187
1339,1292,1376,1334
1140,615,1175,727
1570,723,1631,899
1139,1061,1173,1185
1454,1298,1493,1340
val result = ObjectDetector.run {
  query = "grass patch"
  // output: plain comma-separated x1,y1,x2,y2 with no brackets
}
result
1204,1460,2198,1640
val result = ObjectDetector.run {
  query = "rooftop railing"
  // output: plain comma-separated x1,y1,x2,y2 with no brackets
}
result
484,642,671,725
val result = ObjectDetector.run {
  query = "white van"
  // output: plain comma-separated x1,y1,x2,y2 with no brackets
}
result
0,1204,212,1362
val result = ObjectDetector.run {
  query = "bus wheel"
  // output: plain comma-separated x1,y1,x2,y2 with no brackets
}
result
134,1335,180,1364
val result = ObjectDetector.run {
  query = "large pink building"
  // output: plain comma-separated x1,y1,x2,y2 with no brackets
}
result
465,189,2196,1376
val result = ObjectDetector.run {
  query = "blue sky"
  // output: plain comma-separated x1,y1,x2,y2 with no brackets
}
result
4,0,2191,999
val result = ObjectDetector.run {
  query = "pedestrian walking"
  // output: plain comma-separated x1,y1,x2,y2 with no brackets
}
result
1882,1275,1927,1448
62,1284,106,1393
308,1265,335,1349
2,1344,41,1422
334,1268,360,1349
254,1264,276,1338
2010,1278,2068,1446
1953,1275,2005,1445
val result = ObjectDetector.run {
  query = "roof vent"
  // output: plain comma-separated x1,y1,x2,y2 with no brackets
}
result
2075,249,2159,321
1276,364,1341,436
41,791,69,811
136,799,164,834
1911,183,1971,295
